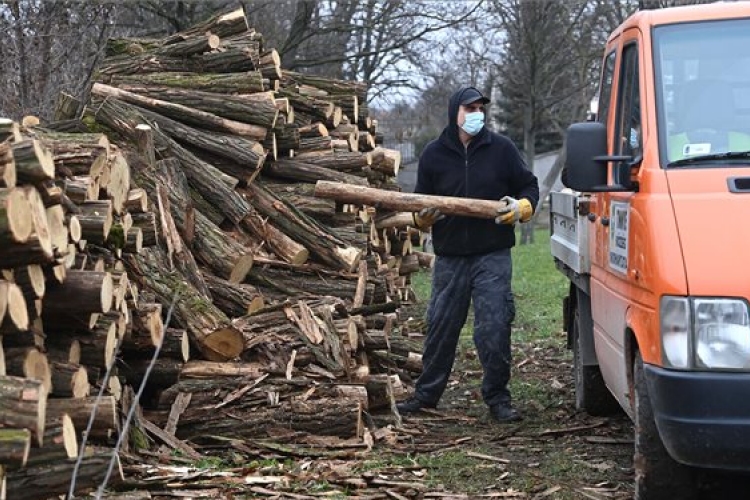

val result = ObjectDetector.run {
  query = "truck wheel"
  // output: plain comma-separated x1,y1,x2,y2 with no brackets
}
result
572,307,619,415
633,351,697,500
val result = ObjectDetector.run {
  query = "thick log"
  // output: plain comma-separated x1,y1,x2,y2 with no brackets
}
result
0,429,30,469
131,212,157,246
244,183,361,272
176,398,362,441
43,270,114,316
124,247,244,361
293,151,371,172
0,376,46,445
46,396,117,439
163,6,249,44
204,274,265,318
282,70,368,101
0,187,33,246
26,414,77,466
0,282,29,331
92,83,267,141
122,327,189,362
5,347,51,394
49,362,90,398
190,209,255,283
108,32,220,58
314,181,508,219
110,71,267,94
6,451,122,499
126,302,163,350
11,139,55,183
115,85,278,129
370,147,401,176
263,158,368,186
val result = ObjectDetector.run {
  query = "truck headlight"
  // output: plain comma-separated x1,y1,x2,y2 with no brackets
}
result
660,296,750,370
694,299,750,369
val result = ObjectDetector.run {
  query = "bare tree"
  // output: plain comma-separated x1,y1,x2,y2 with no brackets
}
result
0,1,116,120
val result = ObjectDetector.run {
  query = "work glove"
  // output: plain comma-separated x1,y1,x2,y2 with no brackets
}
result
412,207,444,230
495,196,533,225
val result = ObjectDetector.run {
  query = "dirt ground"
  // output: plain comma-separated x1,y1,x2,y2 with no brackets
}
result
370,332,636,500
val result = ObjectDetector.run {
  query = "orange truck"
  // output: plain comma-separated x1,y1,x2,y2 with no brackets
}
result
551,3,750,498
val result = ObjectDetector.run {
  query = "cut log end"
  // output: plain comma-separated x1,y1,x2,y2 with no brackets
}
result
61,414,79,458
246,296,265,316
3,188,33,244
335,246,363,273
199,326,244,361
6,283,29,331
228,254,254,284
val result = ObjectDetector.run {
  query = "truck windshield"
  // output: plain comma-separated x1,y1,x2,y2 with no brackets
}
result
653,19,750,167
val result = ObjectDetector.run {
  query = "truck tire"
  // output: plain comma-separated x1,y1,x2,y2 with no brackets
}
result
572,307,619,416
633,351,697,500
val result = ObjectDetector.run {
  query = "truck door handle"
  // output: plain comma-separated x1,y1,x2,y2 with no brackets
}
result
587,213,597,223
600,217,610,226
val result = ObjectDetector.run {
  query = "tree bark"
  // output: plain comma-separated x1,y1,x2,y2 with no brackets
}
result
263,158,368,186
0,428,30,470
314,181,508,219
91,83,268,141
46,396,117,440
110,71,267,94
43,270,114,316
114,85,278,129
203,274,265,318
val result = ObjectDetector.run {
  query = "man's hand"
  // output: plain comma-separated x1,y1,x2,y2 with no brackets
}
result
413,207,445,230
495,196,533,225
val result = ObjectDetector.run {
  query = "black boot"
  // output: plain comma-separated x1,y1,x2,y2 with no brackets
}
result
396,397,436,414
489,402,522,422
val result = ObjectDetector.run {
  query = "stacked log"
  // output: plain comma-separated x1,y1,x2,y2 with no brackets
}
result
0,8,437,491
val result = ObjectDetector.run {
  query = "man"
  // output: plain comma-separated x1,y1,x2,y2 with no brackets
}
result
397,86,539,422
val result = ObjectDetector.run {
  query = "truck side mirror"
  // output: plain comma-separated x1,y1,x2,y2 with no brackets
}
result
565,122,636,192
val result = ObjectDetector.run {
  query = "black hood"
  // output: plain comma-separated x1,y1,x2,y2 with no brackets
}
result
442,86,487,150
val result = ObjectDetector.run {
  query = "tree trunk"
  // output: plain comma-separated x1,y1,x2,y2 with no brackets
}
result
314,181,508,219
46,396,117,440
176,398,362,441
91,83,268,141
114,85,278,129
110,71,267,94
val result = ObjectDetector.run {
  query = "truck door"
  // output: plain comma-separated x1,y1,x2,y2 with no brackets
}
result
590,39,642,412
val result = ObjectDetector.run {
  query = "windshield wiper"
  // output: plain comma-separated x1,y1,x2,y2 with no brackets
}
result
669,150,750,167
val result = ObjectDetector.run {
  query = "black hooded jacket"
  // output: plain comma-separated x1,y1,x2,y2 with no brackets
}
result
415,87,539,256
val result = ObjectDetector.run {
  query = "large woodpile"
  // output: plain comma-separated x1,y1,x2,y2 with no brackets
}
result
0,6,437,498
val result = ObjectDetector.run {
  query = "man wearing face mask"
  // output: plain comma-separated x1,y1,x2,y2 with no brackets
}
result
399,87,539,422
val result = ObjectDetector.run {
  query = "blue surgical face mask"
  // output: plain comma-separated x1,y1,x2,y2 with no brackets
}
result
461,111,484,136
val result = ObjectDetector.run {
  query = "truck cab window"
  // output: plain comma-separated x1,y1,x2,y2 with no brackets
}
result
598,51,617,127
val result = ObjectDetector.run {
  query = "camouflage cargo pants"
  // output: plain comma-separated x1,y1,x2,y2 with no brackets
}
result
414,248,516,408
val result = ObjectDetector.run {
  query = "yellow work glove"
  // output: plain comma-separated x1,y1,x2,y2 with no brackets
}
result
412,207,444,230
495,196,533,225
